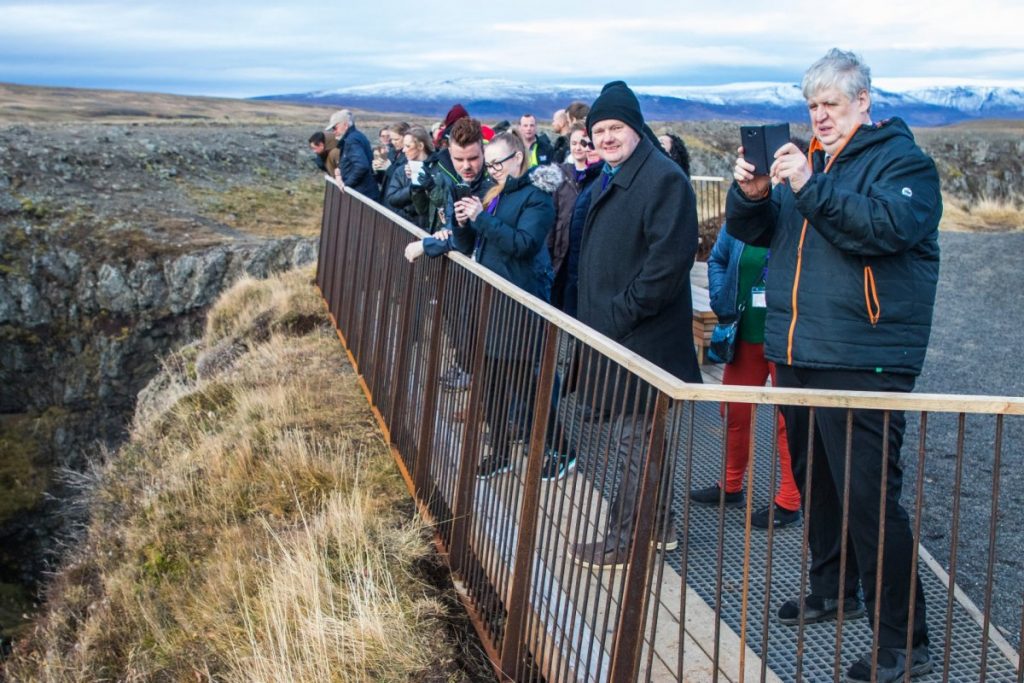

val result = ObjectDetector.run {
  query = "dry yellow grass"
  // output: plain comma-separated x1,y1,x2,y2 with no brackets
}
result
4,266,478,682
940,192,1024,232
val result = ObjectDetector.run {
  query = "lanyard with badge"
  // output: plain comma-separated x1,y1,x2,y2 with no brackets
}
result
750,249,769,309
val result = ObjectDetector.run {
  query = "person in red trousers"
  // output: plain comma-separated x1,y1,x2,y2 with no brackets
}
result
690,226,801,528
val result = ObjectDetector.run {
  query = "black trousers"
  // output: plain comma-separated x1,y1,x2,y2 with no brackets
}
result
777,365,928,650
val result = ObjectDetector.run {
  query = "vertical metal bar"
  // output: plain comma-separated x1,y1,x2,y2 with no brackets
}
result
350,207,375,361
738,402,759,683
342,201,366,341
369,217,399,390
833,409,855,679
906,412,928,676
575,358,624,682
324,184,344,315
386,245,417,436
528,331,572,682
1017,596,1024,683
608,392,670,683
979,414,1005,681
712,401,731,682
315,180,331,290
870,411,892,680
941,413,968,683
562,344,611,682
794,407,817,683
676,400,696,682
411,258,450,497
600,383,649,678
331,191,353,325
760,405,783,683
642,399,684,683
449,286,493,571
500,322,559,677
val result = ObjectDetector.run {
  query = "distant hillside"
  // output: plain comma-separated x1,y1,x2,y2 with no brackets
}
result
256,78,1024,126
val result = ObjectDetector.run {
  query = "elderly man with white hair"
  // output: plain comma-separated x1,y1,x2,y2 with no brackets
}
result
325,109,379,201
728,48,941,682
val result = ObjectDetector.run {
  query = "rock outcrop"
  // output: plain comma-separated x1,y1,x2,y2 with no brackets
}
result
0,121,322,620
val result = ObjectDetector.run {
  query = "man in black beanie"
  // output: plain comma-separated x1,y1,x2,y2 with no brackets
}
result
573,80,702,570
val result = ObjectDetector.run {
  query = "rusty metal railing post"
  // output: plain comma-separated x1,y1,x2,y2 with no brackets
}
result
321,183,343,312
365,214,395,391
315,180,332,290
411,257,450,497
449,286,493,570
608,391,670,683
330,189,354,324
386,260,418,443
499,322,559,679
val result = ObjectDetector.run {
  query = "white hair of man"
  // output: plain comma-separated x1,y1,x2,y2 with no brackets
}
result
801,48,871,103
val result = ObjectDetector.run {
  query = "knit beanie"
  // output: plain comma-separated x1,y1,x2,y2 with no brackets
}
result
586,81,645,138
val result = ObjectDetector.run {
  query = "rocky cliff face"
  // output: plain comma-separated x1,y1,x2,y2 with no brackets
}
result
0,121,323,631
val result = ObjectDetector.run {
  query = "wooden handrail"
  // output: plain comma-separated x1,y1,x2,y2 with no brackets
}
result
332,178,1024,416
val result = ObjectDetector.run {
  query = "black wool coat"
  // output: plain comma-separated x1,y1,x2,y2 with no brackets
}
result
578,136,702,389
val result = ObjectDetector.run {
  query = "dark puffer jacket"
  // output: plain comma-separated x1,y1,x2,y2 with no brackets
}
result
726,117,941,375
450,167,557,303
384,157,427,228
419,168,557,361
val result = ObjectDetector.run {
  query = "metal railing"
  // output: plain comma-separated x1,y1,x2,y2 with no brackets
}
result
315,178,1024,682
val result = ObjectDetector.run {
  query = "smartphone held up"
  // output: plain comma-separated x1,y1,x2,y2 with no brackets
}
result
740,123,791,176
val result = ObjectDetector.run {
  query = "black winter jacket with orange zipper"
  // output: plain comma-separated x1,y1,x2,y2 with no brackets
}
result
725,117,941,375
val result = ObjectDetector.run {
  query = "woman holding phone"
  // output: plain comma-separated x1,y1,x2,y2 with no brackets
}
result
385,126,433,228
406,131,565,479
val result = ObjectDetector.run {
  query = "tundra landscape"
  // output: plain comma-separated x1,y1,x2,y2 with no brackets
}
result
1,82,1022,679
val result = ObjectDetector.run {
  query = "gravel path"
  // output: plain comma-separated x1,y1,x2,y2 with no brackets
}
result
908,230,1024,645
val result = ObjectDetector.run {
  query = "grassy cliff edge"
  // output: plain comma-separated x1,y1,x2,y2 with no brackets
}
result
3,265,485,682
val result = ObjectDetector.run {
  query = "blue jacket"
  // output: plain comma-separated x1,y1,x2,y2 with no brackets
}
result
423,169,557,359
450,169,556,302
707,227,749,323
339,126,379,201
726,117,941,374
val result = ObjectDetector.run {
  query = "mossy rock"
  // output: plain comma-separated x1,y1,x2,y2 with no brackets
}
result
0,415,51,525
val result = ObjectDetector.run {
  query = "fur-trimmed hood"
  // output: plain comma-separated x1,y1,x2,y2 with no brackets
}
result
526,163,564,194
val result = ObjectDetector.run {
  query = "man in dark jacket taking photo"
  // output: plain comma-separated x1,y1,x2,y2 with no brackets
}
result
727,47,941,683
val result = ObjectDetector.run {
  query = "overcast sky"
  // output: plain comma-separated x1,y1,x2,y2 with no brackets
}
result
2,0,1023,98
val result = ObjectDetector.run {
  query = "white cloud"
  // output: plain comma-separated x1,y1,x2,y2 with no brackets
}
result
0,0,1022,95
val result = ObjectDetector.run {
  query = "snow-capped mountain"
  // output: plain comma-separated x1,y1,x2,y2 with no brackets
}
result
257,78,1024,126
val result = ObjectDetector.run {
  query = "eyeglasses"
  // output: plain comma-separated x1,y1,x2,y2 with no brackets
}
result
572,138,594,150
485,151,517,172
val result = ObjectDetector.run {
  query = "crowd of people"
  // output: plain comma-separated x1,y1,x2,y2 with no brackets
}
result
312,46,942,682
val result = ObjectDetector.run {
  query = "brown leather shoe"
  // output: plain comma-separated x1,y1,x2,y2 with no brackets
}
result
572,541,629,570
